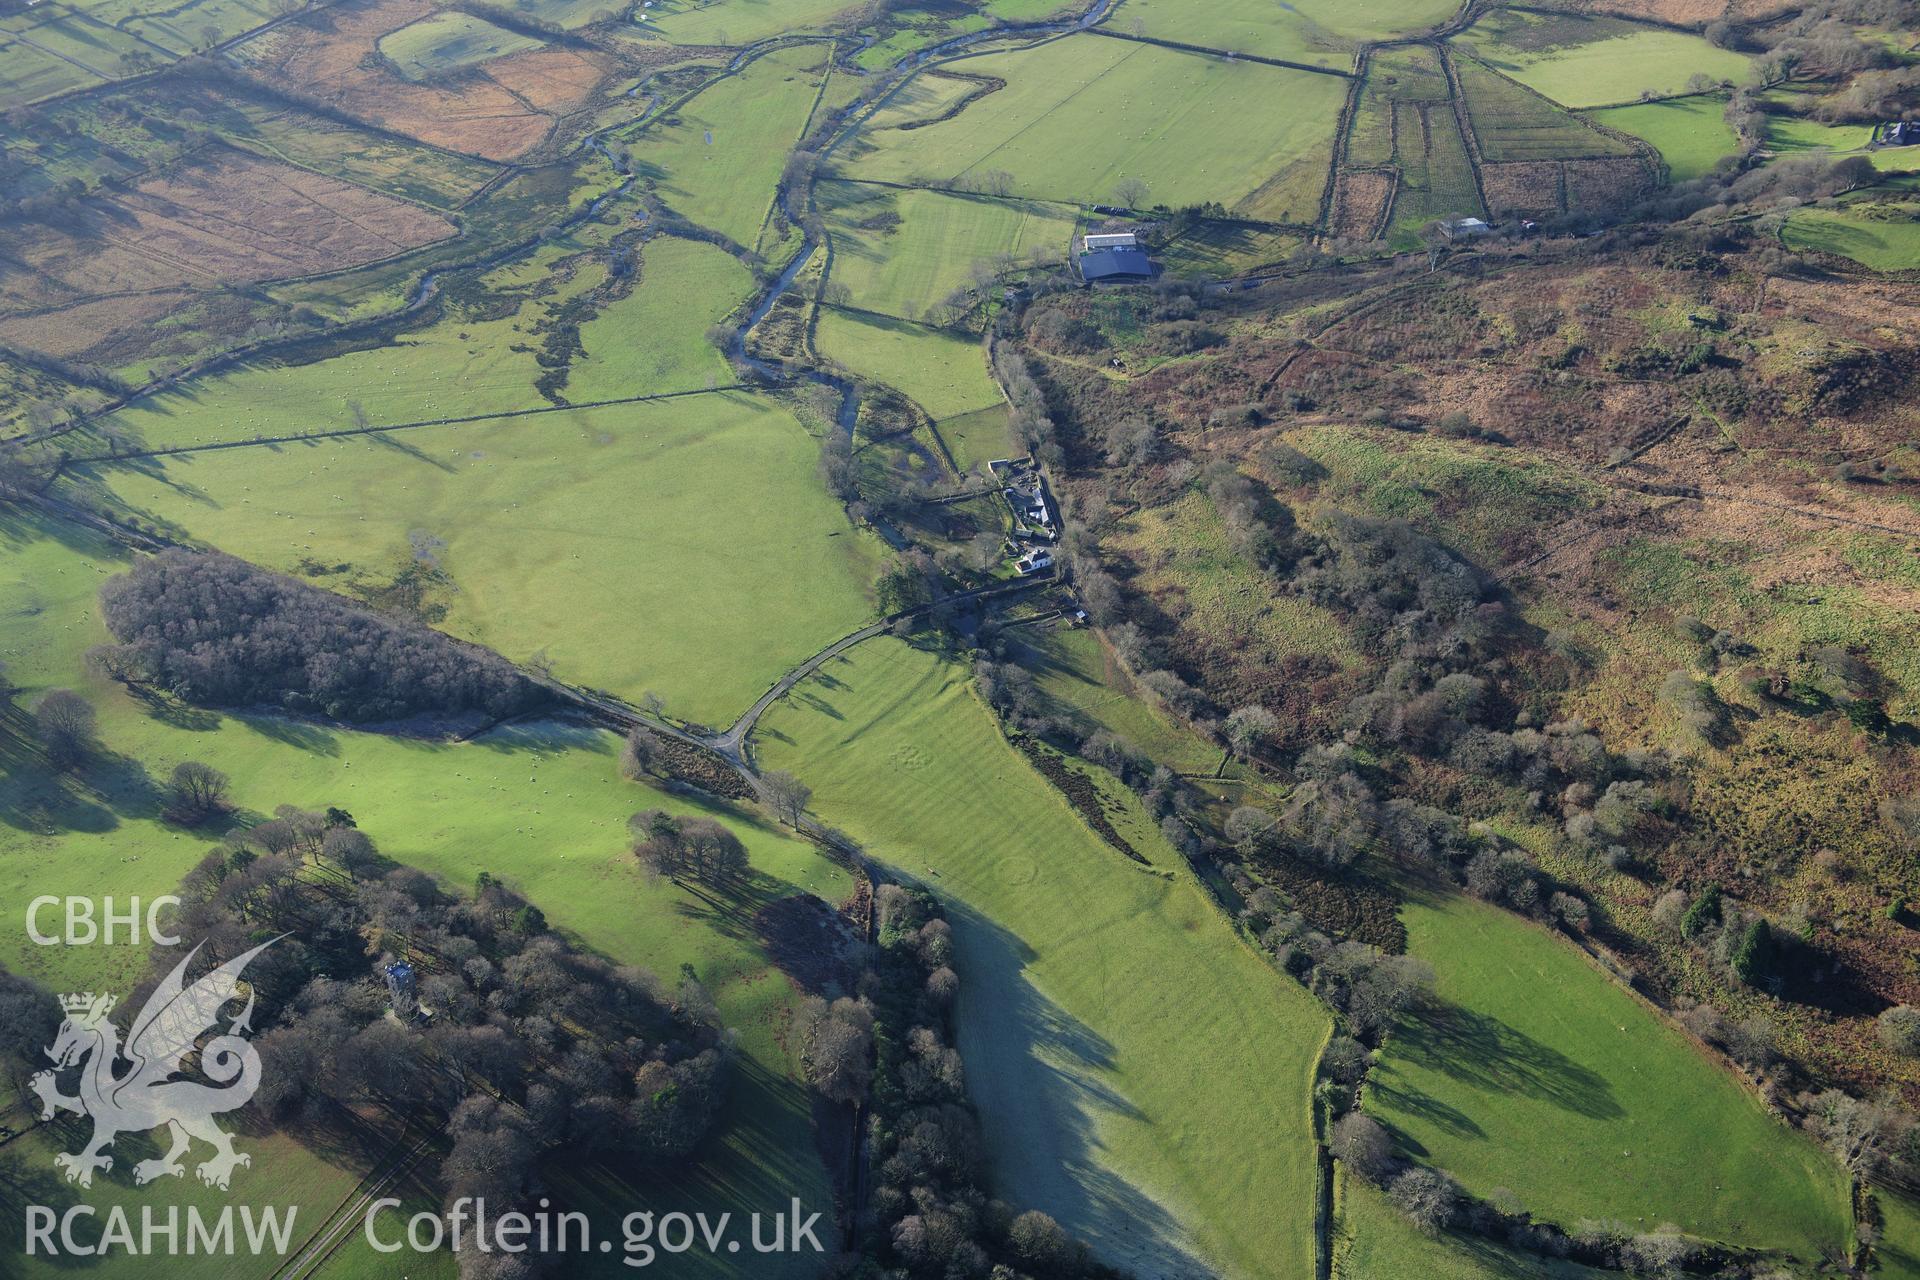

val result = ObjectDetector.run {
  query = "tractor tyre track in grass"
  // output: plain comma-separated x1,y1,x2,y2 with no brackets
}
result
268,1132,437,1280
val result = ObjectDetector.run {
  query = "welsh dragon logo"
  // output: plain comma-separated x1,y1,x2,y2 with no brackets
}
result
30,939,278,1191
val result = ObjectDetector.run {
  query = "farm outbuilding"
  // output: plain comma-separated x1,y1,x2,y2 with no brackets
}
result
1080,245,1153,281
1082,231,1138,251
1440,216,1491,240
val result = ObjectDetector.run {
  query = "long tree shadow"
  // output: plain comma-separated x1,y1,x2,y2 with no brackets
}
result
929,896,1215,1280
671,868,796,948
125,683,220,732
1364,1079,1486,1146
1390,998,1624,1122
0,712,165,836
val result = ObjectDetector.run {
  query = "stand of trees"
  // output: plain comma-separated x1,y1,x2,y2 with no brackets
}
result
629,809,750,886
135,815,729,1279
803,883,1119,1280
99,550,545,723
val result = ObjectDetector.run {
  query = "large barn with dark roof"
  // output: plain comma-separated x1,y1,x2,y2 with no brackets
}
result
1080,245,1152,282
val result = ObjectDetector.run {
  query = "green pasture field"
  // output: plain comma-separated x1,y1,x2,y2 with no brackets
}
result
377,12,541,81
818,180,1074,320
0,33,102,107
859,67,985,131
1155,221,1305,277
1783,201,1920,271
1879,1190,1920,1280
310,1162,459,1280
640,0,856,45
1369,891,1852,1260
933,404,1015,474
1589,95,1737,181
835,34,1349,213
0,1125,379,1280
622,42,828,251
80,219,745,452
756,637,1331,1280
0,522,846,1280
1113,0,1459,66
1456,57,1632,163
1100,0,1351,67
71,392,883,727
1003,622,1224,773
1458,10,1749,109
815,305,1003,423
1767,113,1920,172
982,0,1068,16
1331,1167,1609,1280
82,290,556,446
1771,114,1874,155
565,235,751,402
6,9,130,77
121,0,287,55
521,0,632,28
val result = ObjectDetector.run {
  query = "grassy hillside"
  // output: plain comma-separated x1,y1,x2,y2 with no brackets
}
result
1459,12,1749,109
814,306,1003,423
1590,96,1737,180
70,393,882,726
0,518,848,1280
620,43,830,252
1003,623,1225,774
1332,1166,1610,1280
817,181,1074,321
756,637,1330,1280
1784,199,1920,271
835,34,1348,212
1371,892,1851,1260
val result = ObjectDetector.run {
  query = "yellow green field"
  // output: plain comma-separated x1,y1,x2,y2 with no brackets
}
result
70,393,883,726
835,34,1349,212
1370,892,1852,1260
757,637,1331,1280
0,519,846,1280
815,306,1002,424
1459,12,1750,109
819,180,1074,320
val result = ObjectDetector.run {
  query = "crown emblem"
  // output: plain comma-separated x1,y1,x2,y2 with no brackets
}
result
59,992,113,1016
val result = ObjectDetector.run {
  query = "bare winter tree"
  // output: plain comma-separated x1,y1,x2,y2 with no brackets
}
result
620,727,661,779
165,761,231,825
794,996,873,1107
322,826,381,881
34,689,96,769
762,770,812,827
1331,1112,1395,1185
1225,705,1280,759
